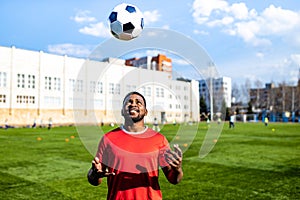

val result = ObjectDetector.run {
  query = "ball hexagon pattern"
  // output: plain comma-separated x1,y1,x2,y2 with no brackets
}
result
108,3,144,41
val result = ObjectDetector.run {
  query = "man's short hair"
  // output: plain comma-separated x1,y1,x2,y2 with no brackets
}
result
123,91,146,108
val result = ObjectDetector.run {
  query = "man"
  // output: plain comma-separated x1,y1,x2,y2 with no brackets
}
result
264,117,269,126
229,114,235,128
87,91,183,200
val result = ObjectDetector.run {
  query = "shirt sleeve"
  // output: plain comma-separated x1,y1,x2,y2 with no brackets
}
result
96,136,108,164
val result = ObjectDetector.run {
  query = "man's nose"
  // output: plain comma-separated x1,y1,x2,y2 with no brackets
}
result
129,100,138,107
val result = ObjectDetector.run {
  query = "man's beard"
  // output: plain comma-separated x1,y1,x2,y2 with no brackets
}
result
124,113,144,123
131,115,144,123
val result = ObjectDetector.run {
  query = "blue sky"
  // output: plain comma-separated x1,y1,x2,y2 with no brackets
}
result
1,0,300,87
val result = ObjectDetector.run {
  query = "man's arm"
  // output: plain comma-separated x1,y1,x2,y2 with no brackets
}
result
87,167,102,186
87,157,115,186
162,144,183,184
162,165,183,184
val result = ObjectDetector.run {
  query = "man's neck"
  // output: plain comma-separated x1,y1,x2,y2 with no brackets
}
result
123,121,146,132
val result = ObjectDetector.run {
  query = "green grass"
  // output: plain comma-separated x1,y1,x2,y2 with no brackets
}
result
0,122,299,199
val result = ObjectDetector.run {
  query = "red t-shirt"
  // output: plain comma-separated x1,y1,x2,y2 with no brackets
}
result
96,126,170,200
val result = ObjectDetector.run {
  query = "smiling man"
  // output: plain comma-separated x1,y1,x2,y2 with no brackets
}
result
87,91,183,200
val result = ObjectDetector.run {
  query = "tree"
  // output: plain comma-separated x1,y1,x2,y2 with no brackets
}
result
200,96,208,115
225,107,230,121
221,99,227,120
247,101,253,114
254,79,263,108
232,82,241,103
241,78,251,103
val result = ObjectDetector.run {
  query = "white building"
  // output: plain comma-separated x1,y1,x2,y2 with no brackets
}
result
0,46,199,126
199,76,232,113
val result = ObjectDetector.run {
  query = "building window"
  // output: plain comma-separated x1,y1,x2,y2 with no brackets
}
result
69,79,75,92
97,81,103,94
45,76,51,90
0,94,6,103
146,87,151,96
0,72,7,87
155,87,164,97
69,79,83,92
126,84,136,93
126,84,131,92
45,76,60,91
27,75,35,89
115,84,120,95
44,96,61,106
109,83,114,94
156,88,160,97
17,74,25,88
160,88,164,98
76,80,83,92
53,77,61,91
90,81,96,93
16,95,35,104
141,86,146,96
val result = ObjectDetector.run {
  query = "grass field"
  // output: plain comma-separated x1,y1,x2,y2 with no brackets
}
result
0,122,299,199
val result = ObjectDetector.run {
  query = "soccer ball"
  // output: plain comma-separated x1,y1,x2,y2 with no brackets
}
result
108,3,144,41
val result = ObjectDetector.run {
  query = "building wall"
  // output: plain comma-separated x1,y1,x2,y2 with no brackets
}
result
125,54,172,75
199,76,232,113
0,46,199,126
250,82,300,113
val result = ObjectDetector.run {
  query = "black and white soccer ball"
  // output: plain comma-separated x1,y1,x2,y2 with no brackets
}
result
108,3,144,41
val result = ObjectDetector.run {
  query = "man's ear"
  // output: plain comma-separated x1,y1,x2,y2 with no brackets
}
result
145,109,148,116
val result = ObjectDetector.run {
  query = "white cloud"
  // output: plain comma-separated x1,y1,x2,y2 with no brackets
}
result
192,0,228,20
48,43,93,57
233,21,272,46
271,55,300,84
172,58,190,66
241,54,299,85
71,10,96,23
143,10,161,25
193,29,209,35
191,1,300,46
230,3,249,20
145,49,166,56
161,25,170,30
259,5,300,35
207,16,234,27
79,22,111,38
74,9,161,38
291,54,300,64
71,10,112,38
256,52,264,59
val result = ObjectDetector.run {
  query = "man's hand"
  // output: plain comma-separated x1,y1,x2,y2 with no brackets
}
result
165,144,183,171
91,157,115,177
163,144,183,184
87,157,115,186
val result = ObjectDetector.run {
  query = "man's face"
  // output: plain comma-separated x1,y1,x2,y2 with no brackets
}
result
122,94,148,123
